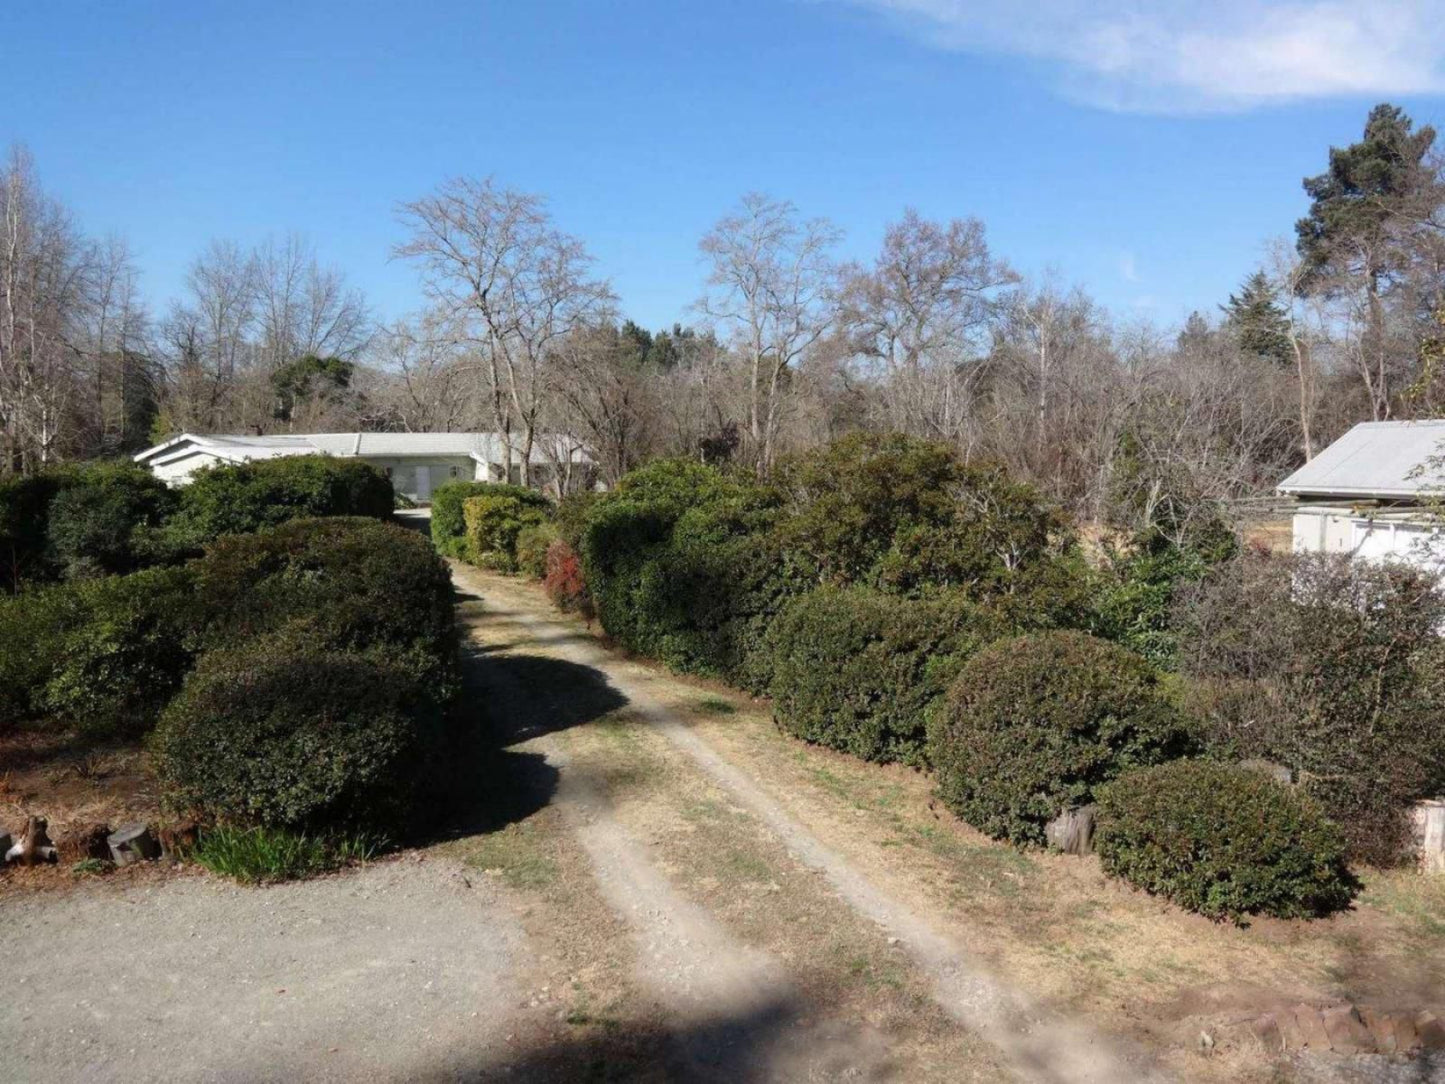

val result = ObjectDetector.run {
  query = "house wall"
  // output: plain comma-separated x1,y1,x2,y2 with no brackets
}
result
150,450,225,486
356,455,482,500
1292,506,1444,571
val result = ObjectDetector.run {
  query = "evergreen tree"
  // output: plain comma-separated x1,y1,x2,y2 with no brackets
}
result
1222,270,1292,367
1295,103,1436,290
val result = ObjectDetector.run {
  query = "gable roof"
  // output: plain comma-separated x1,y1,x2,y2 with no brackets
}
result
135,432,591,467
1277,420,1445,499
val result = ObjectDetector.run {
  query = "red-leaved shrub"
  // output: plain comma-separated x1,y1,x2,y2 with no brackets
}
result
544,540,591,618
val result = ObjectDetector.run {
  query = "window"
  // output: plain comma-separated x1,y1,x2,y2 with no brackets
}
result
449,465,459,478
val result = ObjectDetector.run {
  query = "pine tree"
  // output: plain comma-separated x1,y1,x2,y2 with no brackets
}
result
1222,270,1292,367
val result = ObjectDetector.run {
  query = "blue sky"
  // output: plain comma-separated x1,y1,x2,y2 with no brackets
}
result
2,1,1443,333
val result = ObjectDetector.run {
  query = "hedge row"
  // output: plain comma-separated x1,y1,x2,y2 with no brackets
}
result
539,436,1372,920
1,455,396,593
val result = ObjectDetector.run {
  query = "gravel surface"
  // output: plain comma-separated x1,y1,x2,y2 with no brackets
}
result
1,859,523,1082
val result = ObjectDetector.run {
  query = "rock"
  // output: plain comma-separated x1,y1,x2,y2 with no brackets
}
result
107,823,160,866
1363,1009,1421,1055
1276,1008,1306,1051
0,831,11,858
1044,805,1096,856
1321,1006,1375,1054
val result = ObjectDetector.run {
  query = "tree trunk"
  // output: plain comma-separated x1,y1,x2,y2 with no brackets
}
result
1414,799,1445,874
1045,805,1096,856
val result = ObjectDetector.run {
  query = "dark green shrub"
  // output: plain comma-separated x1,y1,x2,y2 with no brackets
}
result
515,522,559,580
153,632,439,830
929,631,1191,846
1095,761,1354,921
461,491,550,571
0,471,69,591
189,517,457,691
553,490,602,551
0,584,84,729
165,455,393,545
1176,550,1445,864
41,567,198,737
768,587,1007,765
431,481,506,558
45,462,178,579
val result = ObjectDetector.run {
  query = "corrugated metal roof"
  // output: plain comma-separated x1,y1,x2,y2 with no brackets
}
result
1277,420,1445,498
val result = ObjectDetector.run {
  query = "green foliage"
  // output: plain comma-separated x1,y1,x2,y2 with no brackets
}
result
515,521,559,580
929,631,1191,846
1177,550,1445,864
269,355,354,424
430,480,502,557
1222,270,1292,368
1095,761,1354,921
45,462,178,579
189,517,458,692
153,631,441,830
1296,103,1437,287
0,584,84,729
0,567,195,735
553,489,602,551
41,567,199,737
580,464,799,688
0,471,68,591
767,586,1007,765
192,824,383,884
462,490,550,572
165,455,393,546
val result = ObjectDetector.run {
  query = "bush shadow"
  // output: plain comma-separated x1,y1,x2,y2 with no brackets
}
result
422,630,628,843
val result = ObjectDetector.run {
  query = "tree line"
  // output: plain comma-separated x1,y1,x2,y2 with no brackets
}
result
4,102,1445,534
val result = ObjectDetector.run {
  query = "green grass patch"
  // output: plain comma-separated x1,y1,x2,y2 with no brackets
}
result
465,822,559,889
70,857,114,876
696,697,736,715
193,825,383,884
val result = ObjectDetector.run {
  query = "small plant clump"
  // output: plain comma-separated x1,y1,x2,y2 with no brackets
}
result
192,825,383,884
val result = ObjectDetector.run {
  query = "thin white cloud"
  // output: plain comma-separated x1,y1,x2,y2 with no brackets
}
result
832,1,1445,112
1118,251,1138,282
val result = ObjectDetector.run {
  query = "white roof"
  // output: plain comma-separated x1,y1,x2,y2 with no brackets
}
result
1277,420,1445,499
136,432,590,466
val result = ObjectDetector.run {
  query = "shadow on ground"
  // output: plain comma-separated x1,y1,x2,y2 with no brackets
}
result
420,581,628,843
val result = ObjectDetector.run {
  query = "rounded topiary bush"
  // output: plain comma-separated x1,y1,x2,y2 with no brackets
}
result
768,586,1006,765
461,491,550,571
515,521,560,580
153,634,438,830
1095,761,1354,921
928,630,1190,846
189,517,457,689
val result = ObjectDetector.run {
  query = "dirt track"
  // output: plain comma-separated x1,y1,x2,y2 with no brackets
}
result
1,559,1179,1082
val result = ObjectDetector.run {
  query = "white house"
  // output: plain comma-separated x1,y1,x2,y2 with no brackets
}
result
134,431,591,501
1277,420,1445,570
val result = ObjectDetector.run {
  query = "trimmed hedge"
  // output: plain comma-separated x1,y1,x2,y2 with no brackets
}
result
461,490,550,572
165,455,393,545
1095,761,1354,921
41,567,199,737
46,463,178,579
516,522,559,580
767,586,1007,765
0,567,196,735
929,631,1191,846
152,632,439,830
189,517,457,691
430,481,499,558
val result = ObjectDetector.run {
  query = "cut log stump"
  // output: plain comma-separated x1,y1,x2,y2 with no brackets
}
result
1045,805,1096,856
1413,799,1445,873
107,823,160,866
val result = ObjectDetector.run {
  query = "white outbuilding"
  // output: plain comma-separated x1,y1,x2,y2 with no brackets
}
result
1277,420,1445,570
134,431,591,501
